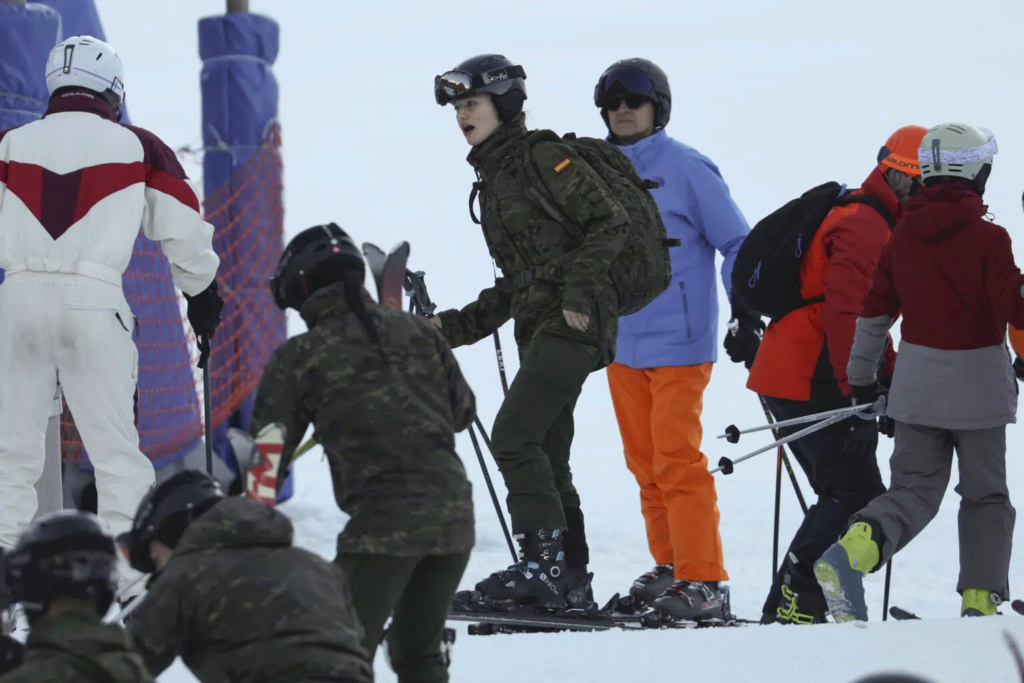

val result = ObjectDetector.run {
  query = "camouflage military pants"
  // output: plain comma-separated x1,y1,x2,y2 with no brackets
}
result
338,550,470,683
491,333,601,533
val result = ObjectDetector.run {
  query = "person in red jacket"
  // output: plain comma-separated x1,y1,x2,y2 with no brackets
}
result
745,125,927,624
815,123,1024,621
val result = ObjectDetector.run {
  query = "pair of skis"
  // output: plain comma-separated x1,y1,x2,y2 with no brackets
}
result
448,591,758,635
890,600,1024,621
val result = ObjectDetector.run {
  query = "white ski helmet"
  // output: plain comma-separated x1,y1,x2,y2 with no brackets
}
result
45,35,125,106
918,123,997,192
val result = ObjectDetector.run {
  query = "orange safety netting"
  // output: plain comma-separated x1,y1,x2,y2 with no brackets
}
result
61,127,286,465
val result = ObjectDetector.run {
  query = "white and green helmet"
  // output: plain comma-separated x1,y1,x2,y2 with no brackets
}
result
918,123,997,187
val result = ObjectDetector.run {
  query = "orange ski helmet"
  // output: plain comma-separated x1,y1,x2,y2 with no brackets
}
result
877,125,928,177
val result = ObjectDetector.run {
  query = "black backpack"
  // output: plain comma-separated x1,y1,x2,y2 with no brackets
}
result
519,130,678,316
731,181,896,323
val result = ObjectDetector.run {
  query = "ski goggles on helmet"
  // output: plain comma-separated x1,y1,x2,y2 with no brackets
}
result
434,65,526,106
594,65,654,108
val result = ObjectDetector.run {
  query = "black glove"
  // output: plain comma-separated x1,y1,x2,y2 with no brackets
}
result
184,280,224,368
842,416,879,458
1014,355,1024,381
850,380,894,439
724,302,765,369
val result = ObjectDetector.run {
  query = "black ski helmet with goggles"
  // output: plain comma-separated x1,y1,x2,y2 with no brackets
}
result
435,54,527,123
594,58,672,131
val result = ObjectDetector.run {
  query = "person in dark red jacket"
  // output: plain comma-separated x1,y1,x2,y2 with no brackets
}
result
815,123,1024,622
745,125,927,624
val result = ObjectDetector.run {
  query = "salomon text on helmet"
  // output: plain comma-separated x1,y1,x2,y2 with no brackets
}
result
435,54,527,122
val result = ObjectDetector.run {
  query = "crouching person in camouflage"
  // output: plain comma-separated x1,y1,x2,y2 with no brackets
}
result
0,510,152,682
245,223,477,682
120,469,373,682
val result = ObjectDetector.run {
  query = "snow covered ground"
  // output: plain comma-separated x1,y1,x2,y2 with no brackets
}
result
86,0,1024,680
154,354,1024,683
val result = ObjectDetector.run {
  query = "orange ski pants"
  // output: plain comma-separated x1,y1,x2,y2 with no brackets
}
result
607,362,728,581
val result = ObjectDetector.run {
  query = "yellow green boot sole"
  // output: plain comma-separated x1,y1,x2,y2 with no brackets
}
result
813,522,879,622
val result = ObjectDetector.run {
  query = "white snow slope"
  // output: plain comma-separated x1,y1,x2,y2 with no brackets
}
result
87,1,1024,681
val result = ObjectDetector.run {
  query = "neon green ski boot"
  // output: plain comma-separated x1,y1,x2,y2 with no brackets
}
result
961,589,1000,617
813,522,880,622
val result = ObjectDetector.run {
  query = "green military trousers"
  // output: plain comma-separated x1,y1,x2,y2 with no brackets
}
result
490,333,600,533
337,551,470,683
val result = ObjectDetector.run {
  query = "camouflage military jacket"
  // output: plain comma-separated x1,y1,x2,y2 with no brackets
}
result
0,606,153,683
437,116,629,365
128,496,374,682
250,284,476,556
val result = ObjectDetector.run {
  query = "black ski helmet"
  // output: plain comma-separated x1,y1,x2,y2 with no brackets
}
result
120,469,224,574
594,58,672,130
434,54,527,123
4,510,118,625
270,223,364,312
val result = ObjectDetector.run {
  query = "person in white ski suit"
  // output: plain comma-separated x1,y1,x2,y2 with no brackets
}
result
0,36,222,590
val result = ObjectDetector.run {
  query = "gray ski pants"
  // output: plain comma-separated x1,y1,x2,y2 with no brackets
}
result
854,421,1015,599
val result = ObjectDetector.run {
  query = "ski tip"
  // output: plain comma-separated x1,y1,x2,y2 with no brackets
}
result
888,606,921,620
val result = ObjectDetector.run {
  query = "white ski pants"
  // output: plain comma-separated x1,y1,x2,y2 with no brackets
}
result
0,272,154,547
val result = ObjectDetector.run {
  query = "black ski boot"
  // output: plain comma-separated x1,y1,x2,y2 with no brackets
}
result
562,508,595,609
771,566,828,625
652,580,727,622
629,564,675,606
471,529,569,608
565,567,596,609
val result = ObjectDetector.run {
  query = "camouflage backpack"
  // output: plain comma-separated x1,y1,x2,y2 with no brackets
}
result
519,130,678,316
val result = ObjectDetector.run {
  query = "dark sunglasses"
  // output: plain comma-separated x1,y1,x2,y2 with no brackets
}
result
603,96,648,111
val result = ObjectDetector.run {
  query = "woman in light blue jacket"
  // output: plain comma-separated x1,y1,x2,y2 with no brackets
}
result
595,58,760,622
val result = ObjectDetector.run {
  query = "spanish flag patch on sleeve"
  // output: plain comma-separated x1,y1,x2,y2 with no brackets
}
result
554,158,572,173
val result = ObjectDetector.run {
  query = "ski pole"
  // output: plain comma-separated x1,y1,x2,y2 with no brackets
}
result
756,395,809,515
712,408,854,475
201,336,214,477
492,331,510,394
718,403,872,444
882,560,892,622
403,269,517,563
113,572,150,602
103,589,148,625
468,420,517,563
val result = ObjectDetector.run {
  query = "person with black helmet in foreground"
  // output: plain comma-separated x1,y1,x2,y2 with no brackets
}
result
244,223,477,682
0,510,152,682
119,469,373,682
432,54,640,611
593,58,752,621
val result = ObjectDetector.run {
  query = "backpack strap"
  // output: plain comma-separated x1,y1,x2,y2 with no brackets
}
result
834,192,897,231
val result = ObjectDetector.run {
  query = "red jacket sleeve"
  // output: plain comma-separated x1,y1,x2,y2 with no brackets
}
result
861,241,900,319
984,227,1024,330
821,206,892,390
